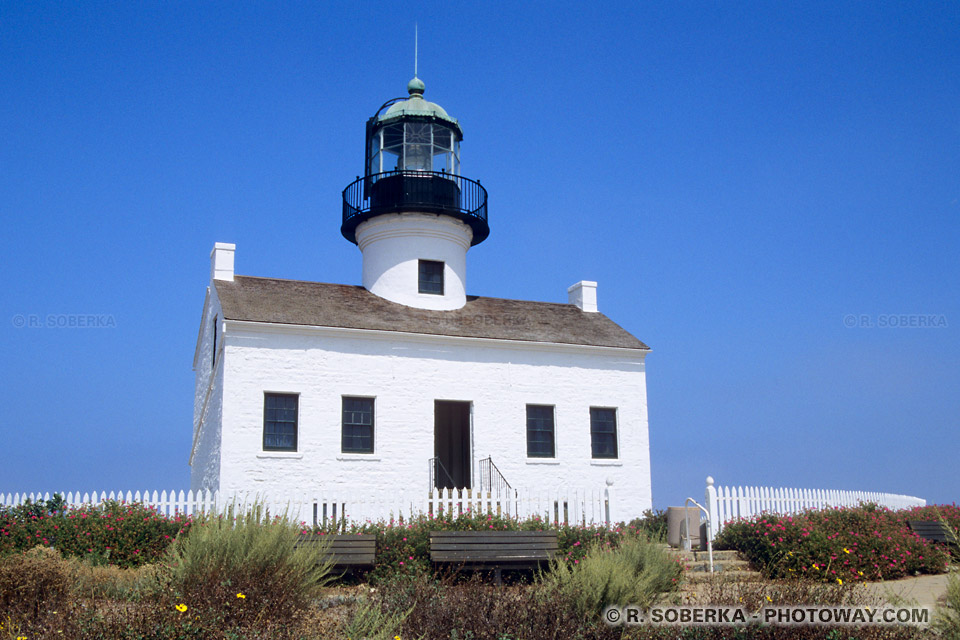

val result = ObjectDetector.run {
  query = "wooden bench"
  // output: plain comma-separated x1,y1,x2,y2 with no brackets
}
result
908,521,958,548
430,530,558,584
295,533,377,571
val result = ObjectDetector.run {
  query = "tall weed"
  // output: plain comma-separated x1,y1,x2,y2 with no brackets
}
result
540,533,680,618
935,572,960,639
159,503,334,627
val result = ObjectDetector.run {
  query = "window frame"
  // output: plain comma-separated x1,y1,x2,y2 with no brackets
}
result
525,404,556,458
262,392,299,452
589,407,619,459
418,259,444,295
341,396,375,454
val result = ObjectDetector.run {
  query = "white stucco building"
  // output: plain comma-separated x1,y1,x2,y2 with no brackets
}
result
191,78,652,522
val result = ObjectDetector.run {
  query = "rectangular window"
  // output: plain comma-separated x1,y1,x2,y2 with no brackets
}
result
590,407,618,459
342,396,374,453
418,260,444,295
263,393,298,451
526,405,555,458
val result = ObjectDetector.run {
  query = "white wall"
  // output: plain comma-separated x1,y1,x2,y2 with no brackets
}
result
355,213,472,310
190,286,224,492
216,323,651,522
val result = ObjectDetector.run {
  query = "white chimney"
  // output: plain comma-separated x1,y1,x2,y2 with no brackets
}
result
210,242,236,281
568,280,598,312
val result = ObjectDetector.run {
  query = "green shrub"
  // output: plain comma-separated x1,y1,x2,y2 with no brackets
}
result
715,504,951,582
159,503,334,627
627,509,669,541
540,533,681,618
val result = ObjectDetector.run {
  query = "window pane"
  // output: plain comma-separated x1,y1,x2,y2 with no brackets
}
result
382,124,403,149
526,405,555,458
418,260,444,295
263,393,297,452
432,151,451,173
382,149,400,171
401,144,431,171
590,408,617,459
404,122,431,144
432,127,452,150
342,397,374,453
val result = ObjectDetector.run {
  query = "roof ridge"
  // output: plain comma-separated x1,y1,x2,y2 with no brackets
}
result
231,274,583,310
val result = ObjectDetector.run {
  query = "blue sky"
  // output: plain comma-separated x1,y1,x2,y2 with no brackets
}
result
1,2,957,511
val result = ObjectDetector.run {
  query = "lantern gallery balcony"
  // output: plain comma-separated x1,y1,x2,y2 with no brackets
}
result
341,170,488,246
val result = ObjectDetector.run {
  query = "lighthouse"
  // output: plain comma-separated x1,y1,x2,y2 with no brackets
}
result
341,78,488,310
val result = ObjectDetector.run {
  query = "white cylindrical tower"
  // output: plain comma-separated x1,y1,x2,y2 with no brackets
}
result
341,78,488,310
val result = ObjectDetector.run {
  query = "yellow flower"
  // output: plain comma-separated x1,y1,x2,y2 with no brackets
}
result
766,595,772,603
837,578,843,585
858,570,864,576
175,603,187,613
843,548,850,554
811,563,819,570
236,593,246,599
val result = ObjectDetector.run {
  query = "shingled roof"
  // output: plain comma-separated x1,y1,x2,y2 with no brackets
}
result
214,275,649,351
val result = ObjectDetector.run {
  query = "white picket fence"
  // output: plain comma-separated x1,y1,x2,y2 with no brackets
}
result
0,486,612,527
702,476,926,540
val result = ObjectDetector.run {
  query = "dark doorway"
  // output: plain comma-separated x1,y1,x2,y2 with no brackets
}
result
434,400,471,490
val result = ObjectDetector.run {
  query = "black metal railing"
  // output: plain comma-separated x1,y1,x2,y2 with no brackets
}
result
342,170,488,245
478,456,514,499
429,457,457,492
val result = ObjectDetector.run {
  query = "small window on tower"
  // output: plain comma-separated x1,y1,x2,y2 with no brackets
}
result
419,260,444,295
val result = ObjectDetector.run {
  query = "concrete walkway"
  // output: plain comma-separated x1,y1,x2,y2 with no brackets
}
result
861,573,955,609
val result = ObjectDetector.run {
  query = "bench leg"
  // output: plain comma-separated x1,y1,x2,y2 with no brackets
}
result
495,567,502,586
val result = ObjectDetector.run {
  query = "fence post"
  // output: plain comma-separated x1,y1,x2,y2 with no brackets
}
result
604,478,614,525
704,476,718,541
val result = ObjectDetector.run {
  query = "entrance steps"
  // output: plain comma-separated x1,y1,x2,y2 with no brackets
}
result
657,544,764,581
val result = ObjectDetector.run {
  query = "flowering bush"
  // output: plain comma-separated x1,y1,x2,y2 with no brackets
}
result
0,499,190,567
714,503,951,582
304,510,633,584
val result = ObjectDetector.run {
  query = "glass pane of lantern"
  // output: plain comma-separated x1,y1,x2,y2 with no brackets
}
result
382,124,403,150
432,151,451,173
382,148,400,172
433,127,452,151
401,144,431,171
404,122,431,144
368,150,381,175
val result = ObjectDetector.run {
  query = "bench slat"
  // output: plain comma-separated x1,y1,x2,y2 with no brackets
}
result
431,552,554,561
431,542,558,551
429,531,555,538
908,521,956,543
430,535,558,542
294,534,376,567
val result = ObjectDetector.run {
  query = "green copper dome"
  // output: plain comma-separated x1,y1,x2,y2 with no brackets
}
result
378,77,462,136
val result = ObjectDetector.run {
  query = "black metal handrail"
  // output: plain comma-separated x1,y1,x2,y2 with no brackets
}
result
341,170,488,246
429,457,457,492
479,456,514,499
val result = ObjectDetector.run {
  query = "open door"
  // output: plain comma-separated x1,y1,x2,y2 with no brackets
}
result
433,400,471,490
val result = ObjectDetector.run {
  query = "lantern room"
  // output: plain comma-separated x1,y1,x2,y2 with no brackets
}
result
342,78,489,247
